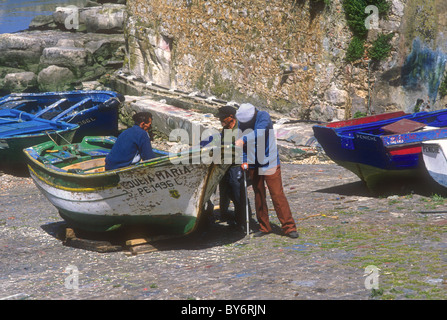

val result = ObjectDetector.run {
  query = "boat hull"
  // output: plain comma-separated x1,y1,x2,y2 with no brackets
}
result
0,129,77,164
422,140,447,189
313,109,447,188
25,140,230,234
0,90,123,142
332,159,426,189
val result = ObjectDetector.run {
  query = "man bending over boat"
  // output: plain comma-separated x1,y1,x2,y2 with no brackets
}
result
235,103,298,239
105,112,156,170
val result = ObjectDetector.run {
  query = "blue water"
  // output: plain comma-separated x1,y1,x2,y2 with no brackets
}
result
0,0,86,34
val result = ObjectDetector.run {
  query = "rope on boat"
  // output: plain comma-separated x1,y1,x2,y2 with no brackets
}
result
45,130,71,146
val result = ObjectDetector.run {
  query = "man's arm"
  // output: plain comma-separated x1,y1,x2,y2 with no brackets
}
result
140,132,156,160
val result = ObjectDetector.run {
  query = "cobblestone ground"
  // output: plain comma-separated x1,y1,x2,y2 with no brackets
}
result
0,162,446,302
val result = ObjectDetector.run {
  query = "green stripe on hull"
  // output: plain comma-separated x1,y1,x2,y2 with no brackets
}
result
58,209,198,234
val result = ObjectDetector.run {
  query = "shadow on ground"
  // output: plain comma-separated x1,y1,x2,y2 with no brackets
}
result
40,210,250,254
0,164,30,177
315,175,447,198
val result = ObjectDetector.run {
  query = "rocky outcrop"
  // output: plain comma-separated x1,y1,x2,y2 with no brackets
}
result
0,3,126,95
51,3,125,33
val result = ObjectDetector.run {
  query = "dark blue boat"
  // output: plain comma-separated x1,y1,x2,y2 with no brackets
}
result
312,109,447,189
0,90,124,142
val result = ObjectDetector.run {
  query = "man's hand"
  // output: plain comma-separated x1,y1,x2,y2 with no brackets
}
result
241,162,249,170
235,139,244,148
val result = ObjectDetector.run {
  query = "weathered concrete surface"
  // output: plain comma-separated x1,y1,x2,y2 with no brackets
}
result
0,161,446,301
121,94,323,162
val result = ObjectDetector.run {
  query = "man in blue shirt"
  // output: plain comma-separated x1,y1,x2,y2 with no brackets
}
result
105,111,156,170
235,103,298,238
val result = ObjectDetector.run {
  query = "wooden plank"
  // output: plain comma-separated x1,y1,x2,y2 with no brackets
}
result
63,157,105,171
129,244,158,255
85,167,105,173
381,119,426,134
126,238,149,246
64,237,123,253
62,226,123,253
125,234,183,247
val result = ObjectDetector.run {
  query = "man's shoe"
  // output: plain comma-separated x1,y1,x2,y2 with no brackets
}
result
253,231,270,237
286,231,299,238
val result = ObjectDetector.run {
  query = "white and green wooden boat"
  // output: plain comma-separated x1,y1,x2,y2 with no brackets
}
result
23,136,231,235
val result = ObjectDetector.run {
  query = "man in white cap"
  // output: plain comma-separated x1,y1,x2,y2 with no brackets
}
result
235,103,298,238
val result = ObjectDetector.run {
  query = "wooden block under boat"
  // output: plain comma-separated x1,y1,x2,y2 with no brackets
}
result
62,227,123,253
128,244,159,255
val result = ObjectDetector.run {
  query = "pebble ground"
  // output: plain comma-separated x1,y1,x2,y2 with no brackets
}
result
0,162,446,302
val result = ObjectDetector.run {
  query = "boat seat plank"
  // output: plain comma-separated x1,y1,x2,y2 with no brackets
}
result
63,157,105,171
44,150,79,164
53,98,93,121
79,149,110,157
34,99,69,118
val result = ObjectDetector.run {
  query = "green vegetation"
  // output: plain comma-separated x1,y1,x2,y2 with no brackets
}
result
353,111,367,118
439,75,447,98
368,33,394,61
346,36,365,62
310,0,331,6
342,0,392,62
343,0,390,37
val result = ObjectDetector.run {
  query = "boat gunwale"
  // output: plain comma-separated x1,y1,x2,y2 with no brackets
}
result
24,142,233,180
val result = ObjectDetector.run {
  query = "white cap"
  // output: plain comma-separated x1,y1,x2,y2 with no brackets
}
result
236,103,255,123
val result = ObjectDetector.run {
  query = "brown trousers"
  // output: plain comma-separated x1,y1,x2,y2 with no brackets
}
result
247,165,297,234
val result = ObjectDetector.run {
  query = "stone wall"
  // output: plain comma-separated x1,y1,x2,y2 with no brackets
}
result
125,0,447,121
371,0,447,113
125,0,355,121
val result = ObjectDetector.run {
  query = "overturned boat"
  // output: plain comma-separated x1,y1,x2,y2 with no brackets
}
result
23,136,232,235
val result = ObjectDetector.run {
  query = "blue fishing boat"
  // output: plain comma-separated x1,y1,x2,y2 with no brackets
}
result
0,90,124,142
0,108,78,164
313,109,447,189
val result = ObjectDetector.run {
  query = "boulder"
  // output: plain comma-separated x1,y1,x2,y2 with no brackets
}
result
324,83,348,106
3,72,37,92
0,30,125,91
80,4,125,33
37,65,76,92
53,4,125,33
29,15,56,30
0,33,45,69
40,46,88,70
